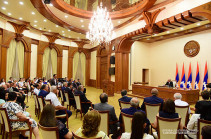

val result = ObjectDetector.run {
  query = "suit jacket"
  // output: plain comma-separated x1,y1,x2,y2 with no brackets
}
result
74,91,90,102
165,81,173,87
140,95,164,111
50,78,57,86
195,100,211,120
118,96,132,103
38,90,49,98
94,103,118,122
65,87,74,98
76,82,81,87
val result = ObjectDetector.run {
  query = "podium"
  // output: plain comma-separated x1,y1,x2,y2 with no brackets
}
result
102,79,114,96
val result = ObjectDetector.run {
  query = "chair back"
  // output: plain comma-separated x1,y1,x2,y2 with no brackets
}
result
45,99,52,105
37,96,45,112
121,112,133,133
0,109,3,125
98,111,109,135
145,102,161,123
119,101,131,109
60,90,64,102
74,95,82,110
157,116,181,139
64,91,70,104
0,108,11,132
72,132,102,139
33,94,38,109
38,123,59,139
175,105,189,126
197,119,211,139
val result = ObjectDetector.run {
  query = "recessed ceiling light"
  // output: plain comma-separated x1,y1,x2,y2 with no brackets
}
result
19,17,23,20
180,27,184,30
65,15,68,18
32,12,35,15
154,34,157,36
48,30,51,32
166,31,170,34
34,25,37,27
49,4,53,7
81,25,84,28
8,13,11,16
68,36,71,38
62,31,64,33
39,28,42,30
2,7,6,10
43,19,47,22
19,1,24,5
63,34,65,36
196,23,201,26
118,21,121,24
147,38,150,40
56,25,58,27
160,36,164,38
34,20,38,23
4,1,8,4
80,20,84,22
68,29,70,32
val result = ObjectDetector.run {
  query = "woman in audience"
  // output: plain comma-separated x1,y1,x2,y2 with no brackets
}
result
39,104,72,139
75,110,109,139
121,112,154,139
153,99,183,129
3,92,40,139
0,78,5,86
0,87,6,106
33,83,40,95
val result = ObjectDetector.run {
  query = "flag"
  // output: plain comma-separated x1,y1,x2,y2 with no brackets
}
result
194,62,200,89
202,62,208,90
175,63,179,87
187,63,192,89
180,63,186,88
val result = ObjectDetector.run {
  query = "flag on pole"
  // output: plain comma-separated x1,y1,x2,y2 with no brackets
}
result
202,61,208,90
187,63,192,89
180,63,186,88
194,62,200,89
175,63,179,87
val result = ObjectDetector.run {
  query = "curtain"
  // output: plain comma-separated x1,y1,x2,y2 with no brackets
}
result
51,48,57,75
17,41,24,78
46,52,53,80
11,46,20,80
81,53,86,85
75,0,88,10
92,0,98,11
73,52,79,80
6,39,17,81
64,0,70,4
42,47,50,78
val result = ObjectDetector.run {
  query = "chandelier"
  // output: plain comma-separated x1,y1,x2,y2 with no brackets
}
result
86,3,115,45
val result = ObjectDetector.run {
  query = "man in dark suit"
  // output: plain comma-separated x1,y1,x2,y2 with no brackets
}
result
65,83,75,106
76,79,81,87
118,90,132,106
74,85,91,114
140,88,164,111
94,93,118,138
165,79,173,87
50,74,58,86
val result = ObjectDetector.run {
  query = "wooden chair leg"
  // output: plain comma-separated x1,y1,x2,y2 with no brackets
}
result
5,132,8,139
66,116,69,129
1,127,4,139
80,110,82,120
76,110,78,118
9,132,12,139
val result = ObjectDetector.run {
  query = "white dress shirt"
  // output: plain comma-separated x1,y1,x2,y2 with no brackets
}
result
46,92,61,107
174,99,191,114
34,88,40,95
187,114,200,139
121,133,154,139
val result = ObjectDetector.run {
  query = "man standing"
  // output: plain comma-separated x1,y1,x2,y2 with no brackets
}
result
50,74,58,86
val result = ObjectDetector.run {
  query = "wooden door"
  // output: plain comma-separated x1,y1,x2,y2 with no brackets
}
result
100,56,107,89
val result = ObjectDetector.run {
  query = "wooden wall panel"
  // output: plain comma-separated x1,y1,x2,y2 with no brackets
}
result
115,52,123,93
0,47,8,80
86,58,90,86
88,79,96,87
57,56,63,78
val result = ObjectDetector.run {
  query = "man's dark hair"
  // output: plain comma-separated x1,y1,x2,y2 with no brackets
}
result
201,90,210,100
53,74,57,77
163,99,175,114
78,85,83,91
121,90,127,96
100,93,108,103
41,84,47,90
8,92,17,101
33,83,39,88
67,82,72,87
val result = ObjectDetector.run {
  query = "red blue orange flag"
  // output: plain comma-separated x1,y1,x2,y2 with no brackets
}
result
187,63,192,89
175,63,179,87
194,62,200,89
180,63,186,88
202,61,208,90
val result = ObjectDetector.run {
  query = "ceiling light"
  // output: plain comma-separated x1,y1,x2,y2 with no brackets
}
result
147,38,150,40
48,30,51,32
19,1,24,5
63,34,65,36
43,19,47,22
39,28,42,30
56,25,58,27
153,34,157,36
68,29,70,32
81,25,84,28
80,20,84,22
62,31,64,33
166,31,170,34
68,36,71,38
32,12,35,15
8,13,11,15
180,27,184,30
34,20,38,23
4,1,8,4
19,17,23,20
196,23,201,26
118,21,121,24
65,15,68,18
2,7,6,10
49,4,53,7
34,25,37,27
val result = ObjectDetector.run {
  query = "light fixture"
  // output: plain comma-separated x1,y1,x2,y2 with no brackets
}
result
4,1,8,4
19,17,23,20
49,3,53,7
48,30,51,32
80,20,84,22
118,21,121,24
86,2,115,45
56,25,58,27
43,19,47,22
8,13,11,15
81,25,84,28
68,29,70,32
196,23,201,26
63,34,65,36
68,36,71,38
65,15,68,18
62,31,64,33
32,12,35,15
180,27,184,30
34,20,38,23
166,31,170,34
39,28,42,30
19,1,24,5
147,38,150,40
153,34,157,36
2,7,6,10
34,25,37,27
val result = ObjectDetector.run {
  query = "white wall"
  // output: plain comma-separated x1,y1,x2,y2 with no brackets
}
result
30,44,37,79
62,50,68,78
90,51,97,80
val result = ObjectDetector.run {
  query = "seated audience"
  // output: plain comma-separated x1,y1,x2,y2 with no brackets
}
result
140,88,164,111
186,112,200,139
174,93,190,113
201,125,211,139
33,83,41,95
74,85,91,114
94,93,118,137
39,104,72,139
195,90,211,120
38,84,49,98
8,77,13,83
118,90,132,105
43,77,48,84
0,87,6,106
3,92,40,139
0,78,5,86
153,99,183,129
75,110,109,139
46,86,72,123
121,112,154,139
65,83,75,106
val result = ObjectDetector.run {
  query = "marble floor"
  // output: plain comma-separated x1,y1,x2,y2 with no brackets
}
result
0,86,196,139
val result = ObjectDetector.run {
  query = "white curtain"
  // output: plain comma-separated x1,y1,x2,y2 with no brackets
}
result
17,41,24,78
75,0,88,10
43,47,50,78
11,46,20,80
46,52,53,80
51,48,57,75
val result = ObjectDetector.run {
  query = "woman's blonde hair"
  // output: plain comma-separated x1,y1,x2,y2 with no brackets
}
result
82,110,101,137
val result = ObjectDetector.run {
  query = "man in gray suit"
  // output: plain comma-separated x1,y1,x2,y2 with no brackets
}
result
94,93,118,139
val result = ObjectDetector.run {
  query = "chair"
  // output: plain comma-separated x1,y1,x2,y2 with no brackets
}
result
175,105,189,127
74,95,83,119
154,116,181,139
45,99,52,105
38,123,59,139
0,109,5,138
98,111,109,135
59,88,64,105
119,101,131,110
64,91,75,110
121,112,133,133
72,132,102,139
37,96,45,114
0,108,32,139
145,102,161,123
33,94,39,118
197,119,211,139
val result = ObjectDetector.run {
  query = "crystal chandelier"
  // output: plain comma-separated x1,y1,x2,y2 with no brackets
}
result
86,3,115,45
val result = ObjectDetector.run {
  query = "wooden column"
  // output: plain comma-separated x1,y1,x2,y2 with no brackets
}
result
68,47,73,79
57,55,63,78
0,46,8,80
96,56,101,88
122,53,129,91
115,52,123,93
86,57,91,86
37,52,43,78
24,50,31,78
